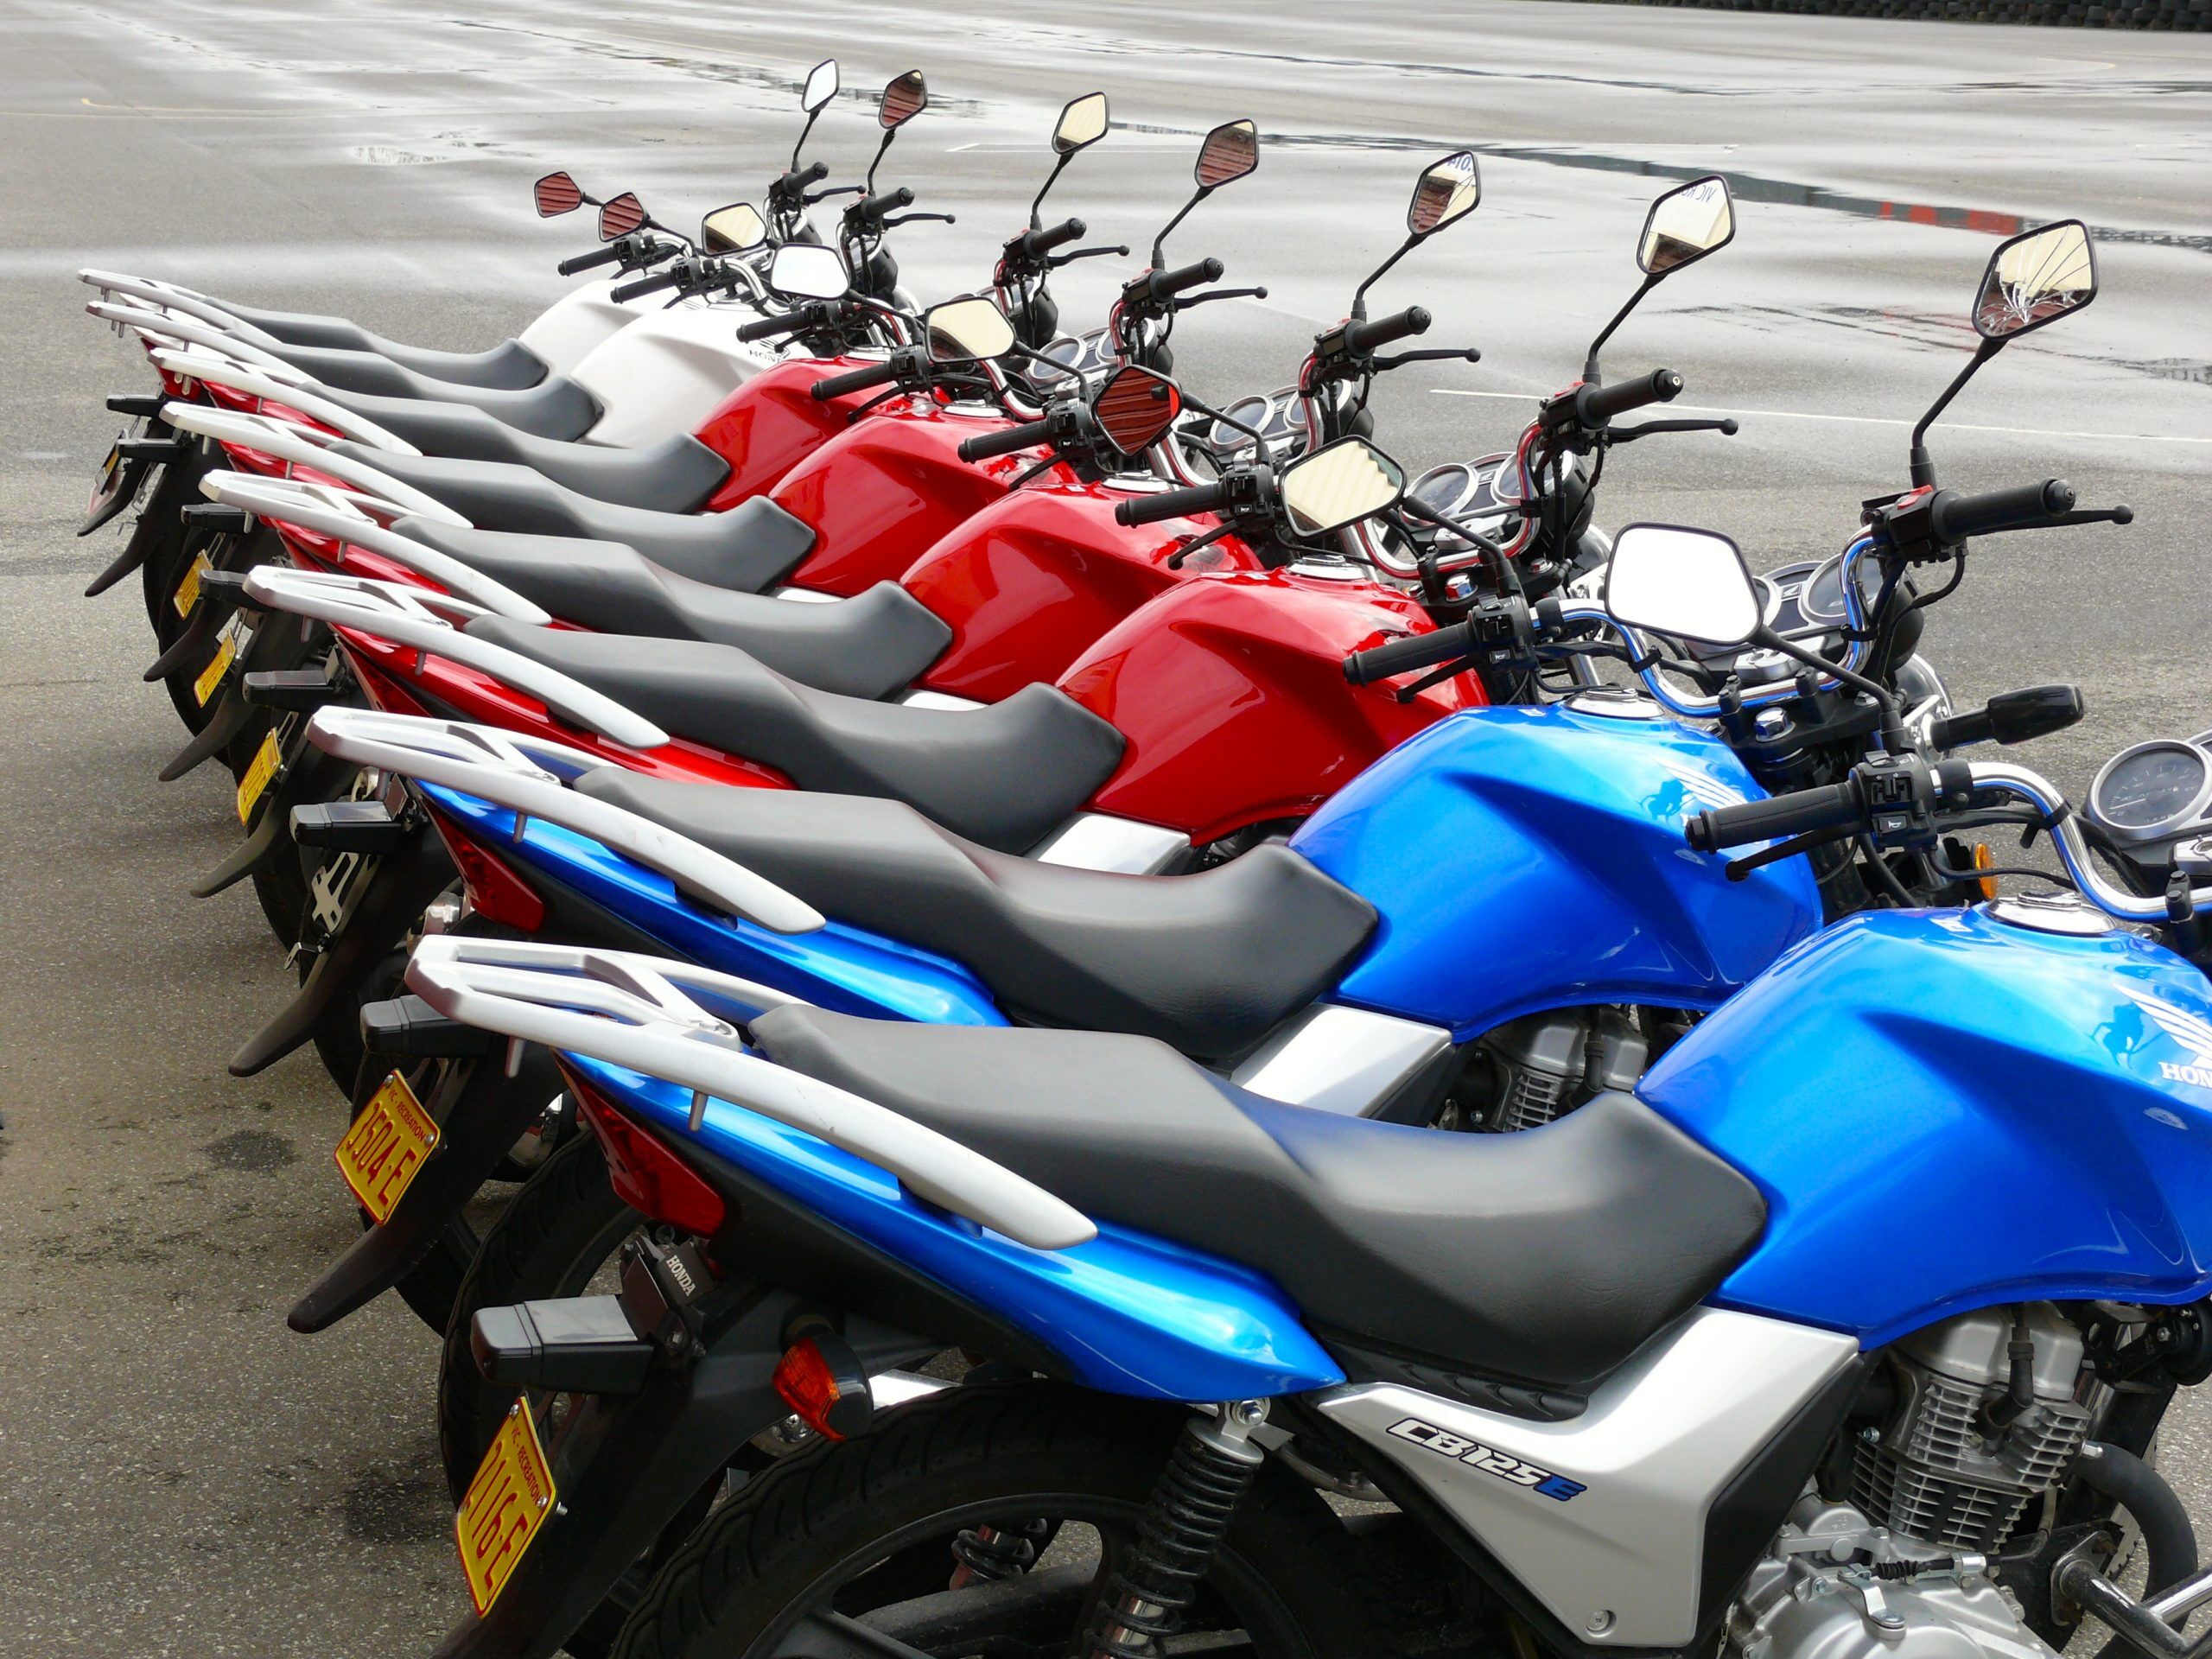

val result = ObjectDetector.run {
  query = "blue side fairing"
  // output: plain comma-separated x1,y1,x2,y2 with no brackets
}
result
1291,705,1822,1039
563,1054,1346,1401
1640,907,2212,1344
422,785,1006,1027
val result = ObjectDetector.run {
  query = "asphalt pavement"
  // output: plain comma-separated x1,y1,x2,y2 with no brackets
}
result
0,3,2207,1654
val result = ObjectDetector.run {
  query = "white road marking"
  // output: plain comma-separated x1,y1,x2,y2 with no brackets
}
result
1428,387,2212,444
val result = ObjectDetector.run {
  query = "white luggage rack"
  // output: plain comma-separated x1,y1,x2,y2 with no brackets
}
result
303,707,822,936
79,268,284,346
199,472,550,623
149,348,423,455
405,934,1096,1252
241,567,669,750
86,298,302,376
160,402,471,528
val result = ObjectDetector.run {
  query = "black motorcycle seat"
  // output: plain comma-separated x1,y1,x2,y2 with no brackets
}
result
750,1008,1769,1389
338,452,811,590
211,298,547,389
567,781,1373,1058
322,391,728,511
397,522,944,696
332,435,725,517
276,349,601,436
482,626,1124,853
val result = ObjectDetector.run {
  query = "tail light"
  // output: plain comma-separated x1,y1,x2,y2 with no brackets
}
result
427,815,546,931
565,1069,726,1238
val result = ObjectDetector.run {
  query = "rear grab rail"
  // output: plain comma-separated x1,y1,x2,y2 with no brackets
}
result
161,403,470,527
149,348,421,455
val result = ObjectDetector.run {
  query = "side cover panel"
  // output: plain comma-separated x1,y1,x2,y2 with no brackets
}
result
693,355,880,510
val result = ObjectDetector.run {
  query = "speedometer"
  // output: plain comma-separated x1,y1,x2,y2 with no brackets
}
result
2089,739,2212,842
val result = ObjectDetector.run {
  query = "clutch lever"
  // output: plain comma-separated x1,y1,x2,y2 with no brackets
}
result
2049,505,2136,528
1047,244,1129,269
880,212,956,229
1606,416,1739,442
1175,284,1269,310
803,184,865,207
1370,346,1484,372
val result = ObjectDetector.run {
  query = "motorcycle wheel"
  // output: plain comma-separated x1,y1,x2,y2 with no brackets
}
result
607,1382,1379,1659
132,447,213,634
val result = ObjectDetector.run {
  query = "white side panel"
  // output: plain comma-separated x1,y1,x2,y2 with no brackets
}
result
515,276,658,375
1317,1309,1861,1647
567,302,786,447
1230,1004,1450,1116
896,690,985,712
1027,813,1192,874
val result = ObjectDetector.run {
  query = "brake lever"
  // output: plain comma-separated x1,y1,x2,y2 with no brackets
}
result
2049,505,2136,527
803,184,865,206
1046,244,1129,269
1175,285,1269,310
1606,416,1739,443
880,212,956,229
1370,347,1484,372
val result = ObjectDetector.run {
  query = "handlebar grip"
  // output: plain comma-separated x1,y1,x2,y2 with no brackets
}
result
735,310,811,343
1578,367,1684,425
810,359,901,401
1929,683,2085,750
1020,217,1087,260
610,268,682,304
557,245,625,276
1343,619,1475,686
957,419,1054,463
856,187,916,224
779,161,830,195
1148,257,1225,302
1929,478,2075,543
1344,306,1432,355
1686,781,1861,854
1114,479,1231,527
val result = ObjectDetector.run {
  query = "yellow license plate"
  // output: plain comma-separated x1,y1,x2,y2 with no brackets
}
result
172,550,213,619
192,631,238,708
455,1402,557,1616
234,728,283,824
334,1071,441,1224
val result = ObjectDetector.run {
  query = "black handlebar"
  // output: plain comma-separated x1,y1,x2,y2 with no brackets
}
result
1017,218,1087,262
1929,478,2075,543
1343,619,1475,686
810,359,904,401
557,244,625,276
1114,479,1231,527
1143,257,1225,302
1344,306,1432,356
1577,368,1683,426
1686,781,1863,854
855,187,915,225
1928,683,2085,750
609,267,683,303
735,308,814,344
777,160,830,197
957,420,1054,463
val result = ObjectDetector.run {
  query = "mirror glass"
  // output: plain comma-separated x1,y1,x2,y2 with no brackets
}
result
879,70,927,130
1974,219,2096,340
1637,175,1735,276
924,296,1017,363
803,59,838,113
1195,119,1259,189
1408,151,1481,237
597,192,647,241
1091,365,1182,455
1279,436,1406,537
535,171,583,218
1054,92,1109,156
766,243,849,301
701,202,766,255
1604,524,1761,645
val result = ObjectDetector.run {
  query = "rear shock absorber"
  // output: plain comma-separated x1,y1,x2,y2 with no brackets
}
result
1084,1401,1268,1659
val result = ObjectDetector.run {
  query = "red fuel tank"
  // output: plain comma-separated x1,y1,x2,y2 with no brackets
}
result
691,356,879,511
899,480,1262,704
1058,569,1487,846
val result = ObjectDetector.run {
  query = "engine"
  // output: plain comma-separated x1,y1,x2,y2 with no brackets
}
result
1726,1306,2101,1659
1464,1007,1656,1131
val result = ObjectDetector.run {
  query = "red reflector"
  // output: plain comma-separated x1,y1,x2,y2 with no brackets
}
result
773,1338,852,1440
569,1075,727,1238
428,816,547,931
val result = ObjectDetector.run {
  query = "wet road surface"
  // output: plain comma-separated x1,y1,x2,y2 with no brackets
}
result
1,2,2207,1653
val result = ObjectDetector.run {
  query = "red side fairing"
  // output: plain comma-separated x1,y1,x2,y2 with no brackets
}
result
693,356,879,511
1058,572,1487,845
770,404,1072,596
902,483,1262,703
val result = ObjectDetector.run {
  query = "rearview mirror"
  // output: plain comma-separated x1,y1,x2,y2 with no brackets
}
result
1279,436,1406,537
1637,176,1734,276
597,192,647,241
1604,524,1760,646
879,70,927,130
1090,365,1182,456
803,58,838,114
1408,151,1480,238
701,202,766,255
924,297,1016,364
1054,92,1109,156
1974,219,2095,340
1196,118,1259,188
766,243,849,302
534,171,583,217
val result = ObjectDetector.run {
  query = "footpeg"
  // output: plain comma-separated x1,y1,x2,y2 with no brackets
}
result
471,1296,655,1395
244,667,340,712
106,392,168,418
359,993,499,1059
292,799,413,854
181,502,254,535
117,435,190,462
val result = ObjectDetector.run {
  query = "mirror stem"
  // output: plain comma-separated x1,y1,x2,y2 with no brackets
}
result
1907,337,2002,488
1583,274,1659,379
1178,390,1271,467
1748,623,1902,735
865,130,894,194
1349,236,1419,322
1150,187,1211,269
1029,153,1073,229
791,108,821,173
